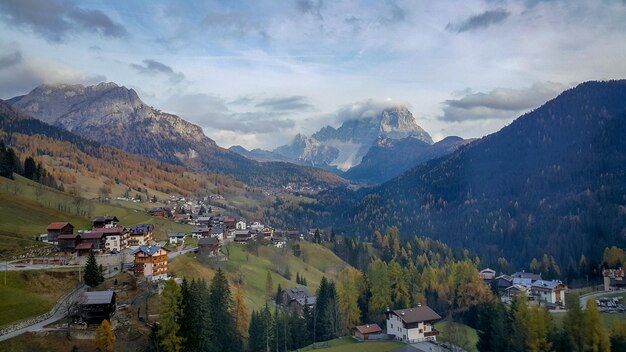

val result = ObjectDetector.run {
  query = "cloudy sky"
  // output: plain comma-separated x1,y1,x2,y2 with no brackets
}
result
1,0,625,149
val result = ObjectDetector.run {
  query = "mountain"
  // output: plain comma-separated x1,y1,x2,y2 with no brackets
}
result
8,83,346,188
0,99,246,199
343,135,473,183
350,80,626,267
273,105,433,171
291,80,626,270
229,145,299,163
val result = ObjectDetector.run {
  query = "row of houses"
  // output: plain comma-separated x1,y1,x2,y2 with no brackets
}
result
45,217,154,255
480,268,567,307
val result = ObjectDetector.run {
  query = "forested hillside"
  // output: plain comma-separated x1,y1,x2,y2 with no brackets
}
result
345,80,626,271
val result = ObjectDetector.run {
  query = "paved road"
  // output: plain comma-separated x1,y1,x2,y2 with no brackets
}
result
168,246,197,260
579,290,615,308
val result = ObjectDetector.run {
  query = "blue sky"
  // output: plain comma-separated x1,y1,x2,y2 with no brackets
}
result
1,0,625,149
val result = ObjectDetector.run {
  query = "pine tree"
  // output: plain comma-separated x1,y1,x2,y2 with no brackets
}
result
477,301,511,352
84,251,104,287
275,283,283,305
563,293,585,351
159,279,184,352
23,156,37,180
265,270,273,301
95,319,115,352
209,269,242,352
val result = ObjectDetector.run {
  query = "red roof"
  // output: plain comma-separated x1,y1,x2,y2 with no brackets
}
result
75,242,93,250
89,227,125,235
47,222,70,230
58,233,79,240
355,324,382,334
82,232,106,240
223,217,236,223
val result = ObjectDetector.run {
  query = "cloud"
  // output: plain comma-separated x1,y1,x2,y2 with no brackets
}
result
439,82,569,122
130,59,185,84
0,59,106,99
255,96,314,111
160,93,296,135
0,0,128,42
296,0,324,20
0,50,22,70
446,8,510,33
203,12,269,41
335,98,410,123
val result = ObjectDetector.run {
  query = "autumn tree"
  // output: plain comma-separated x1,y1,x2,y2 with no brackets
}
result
159,279,184,352
602,246,626,269
265,270,274,301
584,299,610,352
95,319,115,352
233,285,250,338
336,268,362,335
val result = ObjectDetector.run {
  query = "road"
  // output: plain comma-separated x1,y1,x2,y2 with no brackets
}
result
1,246,197,272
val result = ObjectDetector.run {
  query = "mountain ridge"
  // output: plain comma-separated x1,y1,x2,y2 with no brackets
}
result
8,83,347,188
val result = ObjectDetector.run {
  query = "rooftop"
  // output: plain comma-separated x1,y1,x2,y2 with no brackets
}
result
47,222,71,230
355,323,382,334
81,290,114,305
132,245,167,256
389,305,442,324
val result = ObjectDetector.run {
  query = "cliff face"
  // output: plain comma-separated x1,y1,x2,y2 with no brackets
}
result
274,105,434,171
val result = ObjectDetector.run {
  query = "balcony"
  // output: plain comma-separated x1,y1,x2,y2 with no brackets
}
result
424,329,439,337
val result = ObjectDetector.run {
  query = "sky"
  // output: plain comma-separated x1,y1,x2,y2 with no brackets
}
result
0,0,625,150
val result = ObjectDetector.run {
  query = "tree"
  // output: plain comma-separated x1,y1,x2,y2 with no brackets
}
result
95,319,115,352
209,269,242,352
610,320,626,352
84,251,104,288
367,259,391,319
233,285,250,338
441,313,472,351
265,270,274,301
584,299,610,352
336,268,362,335
159,279,184,352
477,301,511,352
562,293,585,351
275,284,283,305
602,246,626,268
23,156,37,180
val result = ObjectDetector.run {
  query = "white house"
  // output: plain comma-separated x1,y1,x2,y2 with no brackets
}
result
386,305,441,343
168,233,187,245
236,220,247,230
530,280,567,305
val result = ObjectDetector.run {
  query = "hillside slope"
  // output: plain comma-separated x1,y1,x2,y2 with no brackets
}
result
343,80,626,268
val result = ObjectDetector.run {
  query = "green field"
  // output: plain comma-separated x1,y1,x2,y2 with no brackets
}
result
0,269,80,328
435,321,479,352
301,337,402,352
170,241,351,311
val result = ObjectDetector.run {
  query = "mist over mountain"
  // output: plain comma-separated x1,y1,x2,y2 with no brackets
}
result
274,105,433,172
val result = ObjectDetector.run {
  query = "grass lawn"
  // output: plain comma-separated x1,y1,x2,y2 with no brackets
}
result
0,269,80,328
0,332,98,352
301,337,402,352
169,241,351,311
435,321,479,352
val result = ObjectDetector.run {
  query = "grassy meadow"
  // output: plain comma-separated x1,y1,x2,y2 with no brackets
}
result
169,241,351,311
0,269,80,328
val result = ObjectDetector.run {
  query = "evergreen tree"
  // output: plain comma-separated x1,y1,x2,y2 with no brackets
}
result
275,283,283,305
84,251,104,287
209,269,242,352
314,229,321,244
265,270,274,301
23,156,37,180
477,301,511,352
610,320,626,352
95,319,115,352
159,279,184,352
